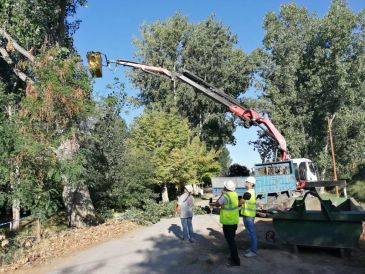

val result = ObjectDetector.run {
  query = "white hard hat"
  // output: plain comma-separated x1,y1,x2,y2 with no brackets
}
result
185,185,193,193
245,176,256,185
224,180,236,191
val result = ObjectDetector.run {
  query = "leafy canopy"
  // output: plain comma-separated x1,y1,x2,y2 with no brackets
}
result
256,0,365,178
127,109,221,188
128,13,257,149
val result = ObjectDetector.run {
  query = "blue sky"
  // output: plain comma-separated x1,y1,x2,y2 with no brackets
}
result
73,0,363,169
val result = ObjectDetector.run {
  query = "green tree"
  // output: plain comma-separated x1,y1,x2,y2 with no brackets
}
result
17,48,93,224
128,109,220,201
0,0,88,100
228,163,250,177
80,87,157,213
167,136,221,188
111,146,156,210
0,82,18,212
0,0,89,228
257,1,365,178
348,164,365,201
128,13,255,150
0,0,87,50
217,147,232,176
128,109,190,202
81,91,128,213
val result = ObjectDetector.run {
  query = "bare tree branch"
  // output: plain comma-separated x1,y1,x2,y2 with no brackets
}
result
0,28,35,62
0,46,34,83
0,28,35,83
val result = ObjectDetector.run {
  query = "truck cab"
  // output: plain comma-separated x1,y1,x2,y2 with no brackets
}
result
291,158,318,182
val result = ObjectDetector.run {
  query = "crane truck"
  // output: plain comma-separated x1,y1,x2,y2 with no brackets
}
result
86,52,345,208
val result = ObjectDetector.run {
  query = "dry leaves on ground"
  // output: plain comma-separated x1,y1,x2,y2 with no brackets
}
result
0,220,141,273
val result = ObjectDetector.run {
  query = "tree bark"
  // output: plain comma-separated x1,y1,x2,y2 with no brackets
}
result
320,142,329,194
56,137,97,227
161,183,169,203
11,199,20,230
62,185,97,228
0,29,35,84
36,218,41,242
57,0,67,46
9,106,20,231
0,28,35,62
0,47,34,83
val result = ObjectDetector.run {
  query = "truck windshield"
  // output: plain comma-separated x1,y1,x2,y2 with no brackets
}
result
298,162,307,180
309,162,316,175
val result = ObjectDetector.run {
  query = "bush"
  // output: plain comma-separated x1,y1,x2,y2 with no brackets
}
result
118,199,207,225
194,206,210,215
95,208,115,223
348,180,365,202
118,200,176,225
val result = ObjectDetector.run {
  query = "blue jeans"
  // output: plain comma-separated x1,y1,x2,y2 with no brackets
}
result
180,217,193,240
243,216,257,253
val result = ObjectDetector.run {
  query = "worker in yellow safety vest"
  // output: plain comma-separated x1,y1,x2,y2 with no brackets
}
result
240,176,257,257
215,180,240,267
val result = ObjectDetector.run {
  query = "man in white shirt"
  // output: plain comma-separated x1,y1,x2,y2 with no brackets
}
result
176,185,195,243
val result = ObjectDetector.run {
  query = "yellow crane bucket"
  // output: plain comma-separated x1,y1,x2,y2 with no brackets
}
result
86,51,103,78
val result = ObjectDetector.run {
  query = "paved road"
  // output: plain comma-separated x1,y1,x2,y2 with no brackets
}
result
25,213,365,274
45,214,235,274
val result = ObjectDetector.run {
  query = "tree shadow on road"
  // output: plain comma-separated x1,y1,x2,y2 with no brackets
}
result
167,224,183,239
47,216,365,274
167,223,215,243
134,216,244,274
206,227,224,241
55,261,106,274
133,232,228,274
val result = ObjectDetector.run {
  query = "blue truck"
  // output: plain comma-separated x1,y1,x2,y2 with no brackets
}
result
212,158,320,209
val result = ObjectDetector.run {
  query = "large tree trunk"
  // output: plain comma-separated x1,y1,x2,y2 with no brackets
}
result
161,183,169,203
56,137,96,227
57,0,67,45
319,117,334,194
62,185,96,228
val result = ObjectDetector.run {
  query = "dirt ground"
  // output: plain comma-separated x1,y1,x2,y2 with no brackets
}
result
3,198,365,274
0,220,141,273
7,216,365,274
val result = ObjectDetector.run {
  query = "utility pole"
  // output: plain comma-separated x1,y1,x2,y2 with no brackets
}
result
328,115,339,197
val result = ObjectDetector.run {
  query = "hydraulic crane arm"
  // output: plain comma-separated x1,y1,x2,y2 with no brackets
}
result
178,69,288,160
87,52,288,160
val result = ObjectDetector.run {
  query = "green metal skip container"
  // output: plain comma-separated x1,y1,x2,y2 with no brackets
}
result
273,191,365,253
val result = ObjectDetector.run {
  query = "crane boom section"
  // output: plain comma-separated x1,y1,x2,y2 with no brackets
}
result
108,58,288,160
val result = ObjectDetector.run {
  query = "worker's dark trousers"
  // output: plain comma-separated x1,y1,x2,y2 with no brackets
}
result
223,224,240,265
